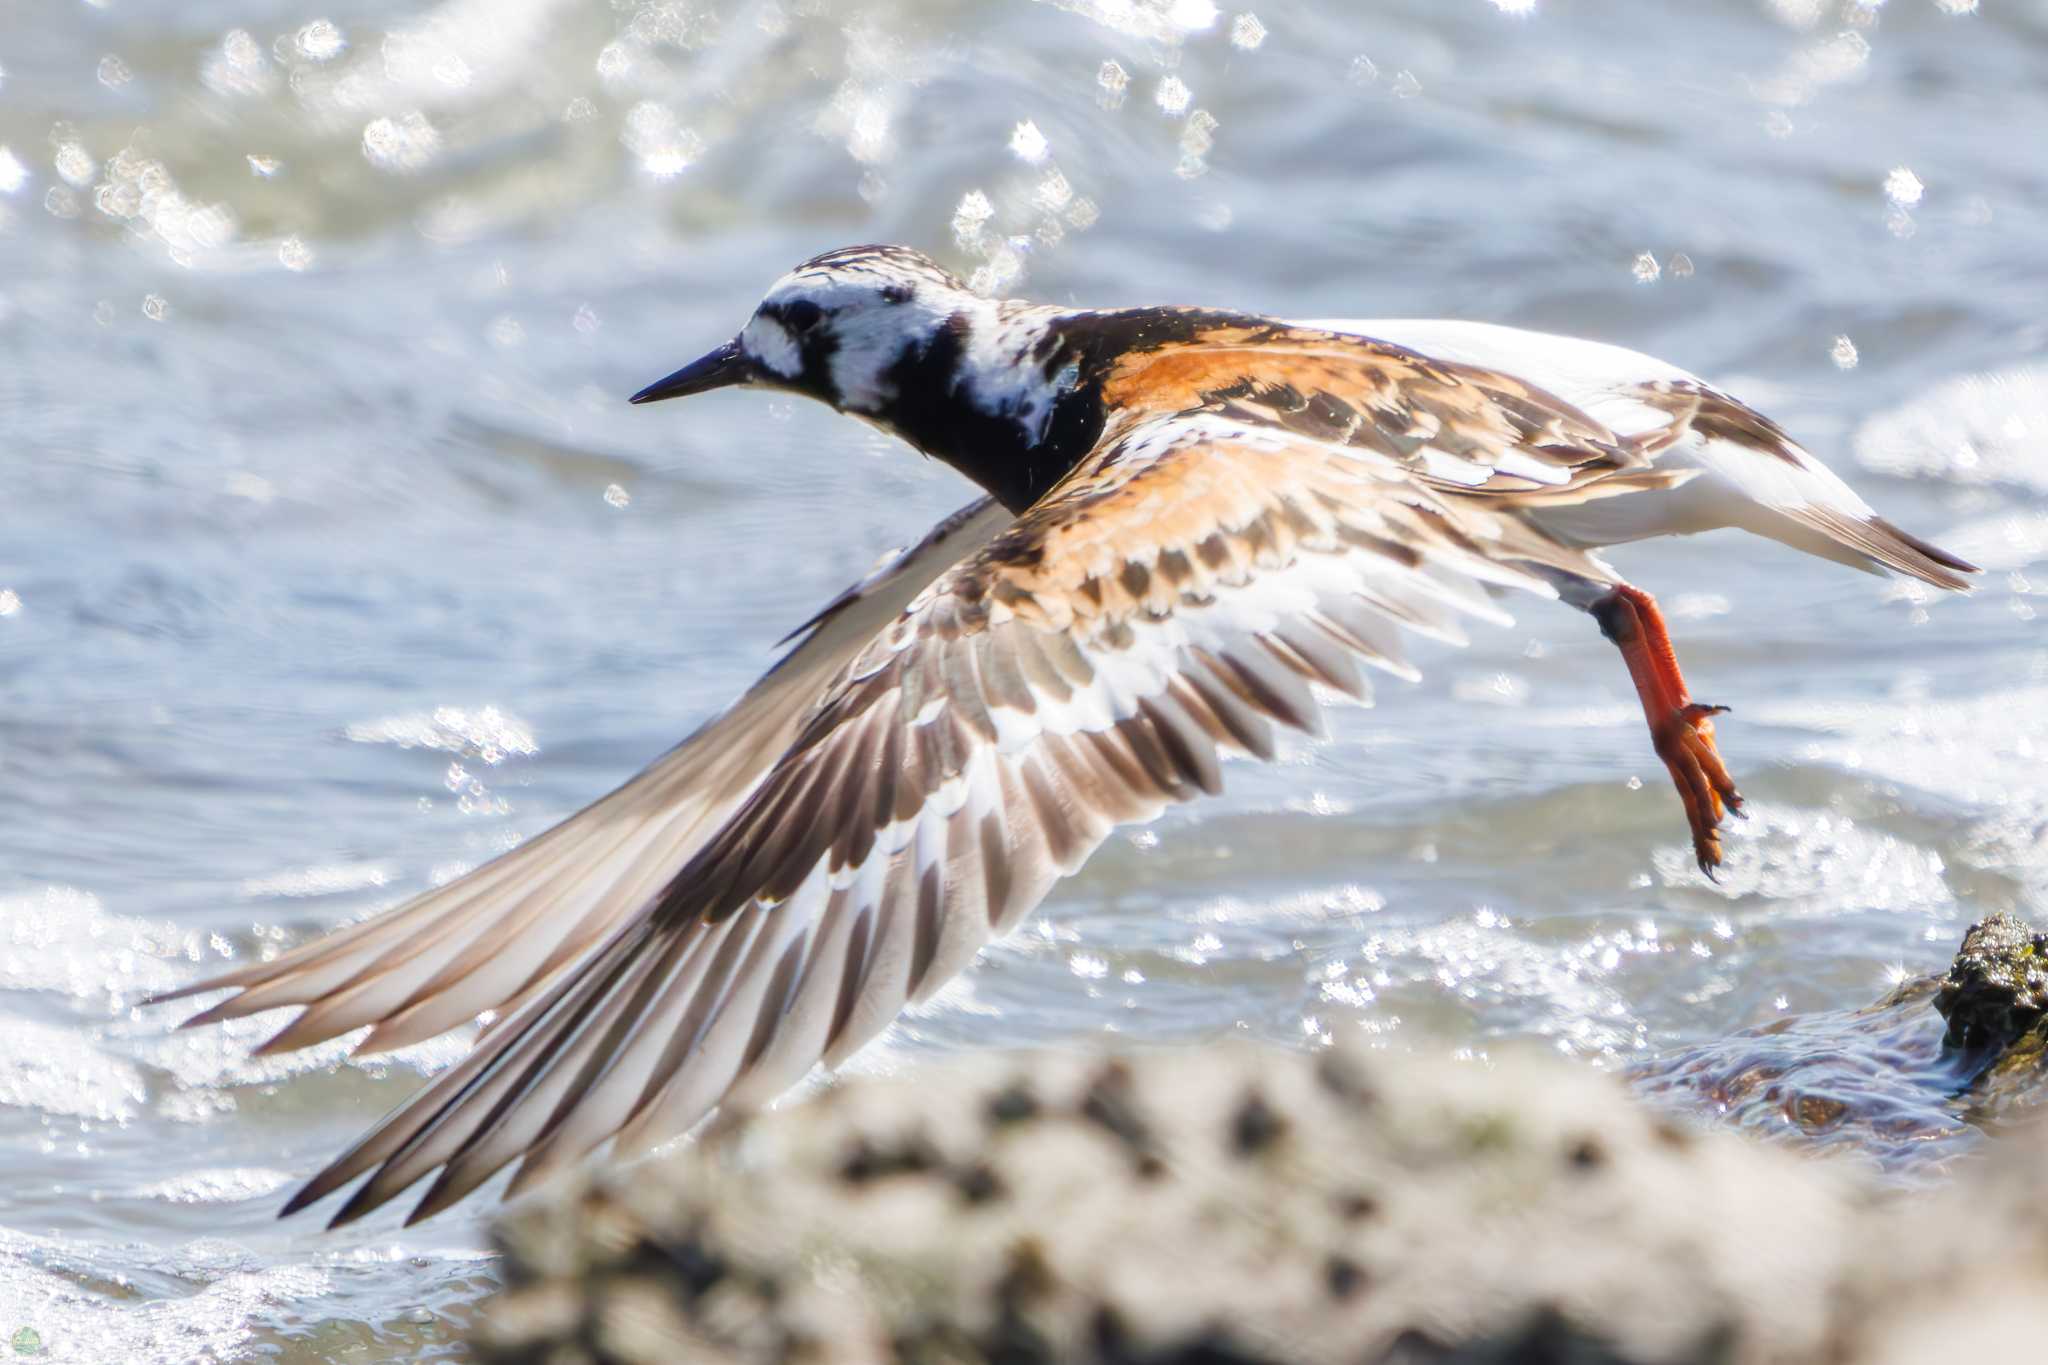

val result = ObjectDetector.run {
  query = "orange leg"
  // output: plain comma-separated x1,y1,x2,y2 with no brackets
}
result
1591,585,1744,877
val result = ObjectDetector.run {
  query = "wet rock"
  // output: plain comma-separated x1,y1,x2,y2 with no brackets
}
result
1631,912,2048,1173
1628,977,1971,1172
1934,912,2048,1048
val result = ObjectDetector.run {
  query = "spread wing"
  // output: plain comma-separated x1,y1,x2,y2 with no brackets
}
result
265,398,1618,1228
147,501,1011,1071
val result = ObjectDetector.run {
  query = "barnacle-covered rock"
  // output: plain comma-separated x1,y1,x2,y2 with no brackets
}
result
475,1044,1849,1365
1934,912,2048,1048
472,914,2048,1365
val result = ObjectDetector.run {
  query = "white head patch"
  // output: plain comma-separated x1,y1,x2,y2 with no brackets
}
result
734,247,1073,440
740,314,801,379
741,248,971,413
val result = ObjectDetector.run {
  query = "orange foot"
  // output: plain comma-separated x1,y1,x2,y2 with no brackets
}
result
1650,701,1744,874
1593,586,1746,878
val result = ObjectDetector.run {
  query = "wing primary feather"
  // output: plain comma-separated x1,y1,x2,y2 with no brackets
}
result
906,804,1000,1004
482,922,744,1199
1209,640,1324,736
976,806,1014,931
1111,700,1197,798
370,935,680,1224
1783,506,1977,591
1309,601,1419,683
252,878,566,1056
152,839,551,1012
317,918,663,1225
721,885,862,1109
1265,624,1368,700
906,832,948,1000
277,914,653,1218
529,904,791,1183
396,925,723,1224
353,836,669,1056
1178,662,1278,759
277,1012,526,1217
1136,692,1224,797
820,893,875,1060
1017,752,1089,871
1083,720,1181,807
819,849,919,1068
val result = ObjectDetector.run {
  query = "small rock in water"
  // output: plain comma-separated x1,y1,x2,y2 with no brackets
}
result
1935,912,2048,1049
1635,911,2048,1172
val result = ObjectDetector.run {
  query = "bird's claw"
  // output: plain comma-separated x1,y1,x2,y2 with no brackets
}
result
1652,702,1743,878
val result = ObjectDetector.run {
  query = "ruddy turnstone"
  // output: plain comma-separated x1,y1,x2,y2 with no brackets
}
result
155,244,1976,1225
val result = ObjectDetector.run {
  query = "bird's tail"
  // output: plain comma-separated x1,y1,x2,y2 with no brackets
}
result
1778,504,1979,592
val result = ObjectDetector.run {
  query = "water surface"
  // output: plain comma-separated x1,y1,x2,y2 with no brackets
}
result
3,0,2045,1358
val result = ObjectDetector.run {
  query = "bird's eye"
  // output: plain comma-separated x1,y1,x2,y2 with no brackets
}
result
782,300,824,334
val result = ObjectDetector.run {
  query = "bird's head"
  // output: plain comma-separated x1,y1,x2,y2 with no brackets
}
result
633,244,1125,510
631,244,981,419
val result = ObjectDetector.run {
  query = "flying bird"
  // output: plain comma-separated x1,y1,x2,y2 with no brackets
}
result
153,244,1975,1225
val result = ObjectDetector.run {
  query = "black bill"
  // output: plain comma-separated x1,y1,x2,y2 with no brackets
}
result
629,339,752,404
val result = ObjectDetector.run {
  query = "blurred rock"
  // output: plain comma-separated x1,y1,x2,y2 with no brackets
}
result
471,916,2048,1365
476,1044,1832,1364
